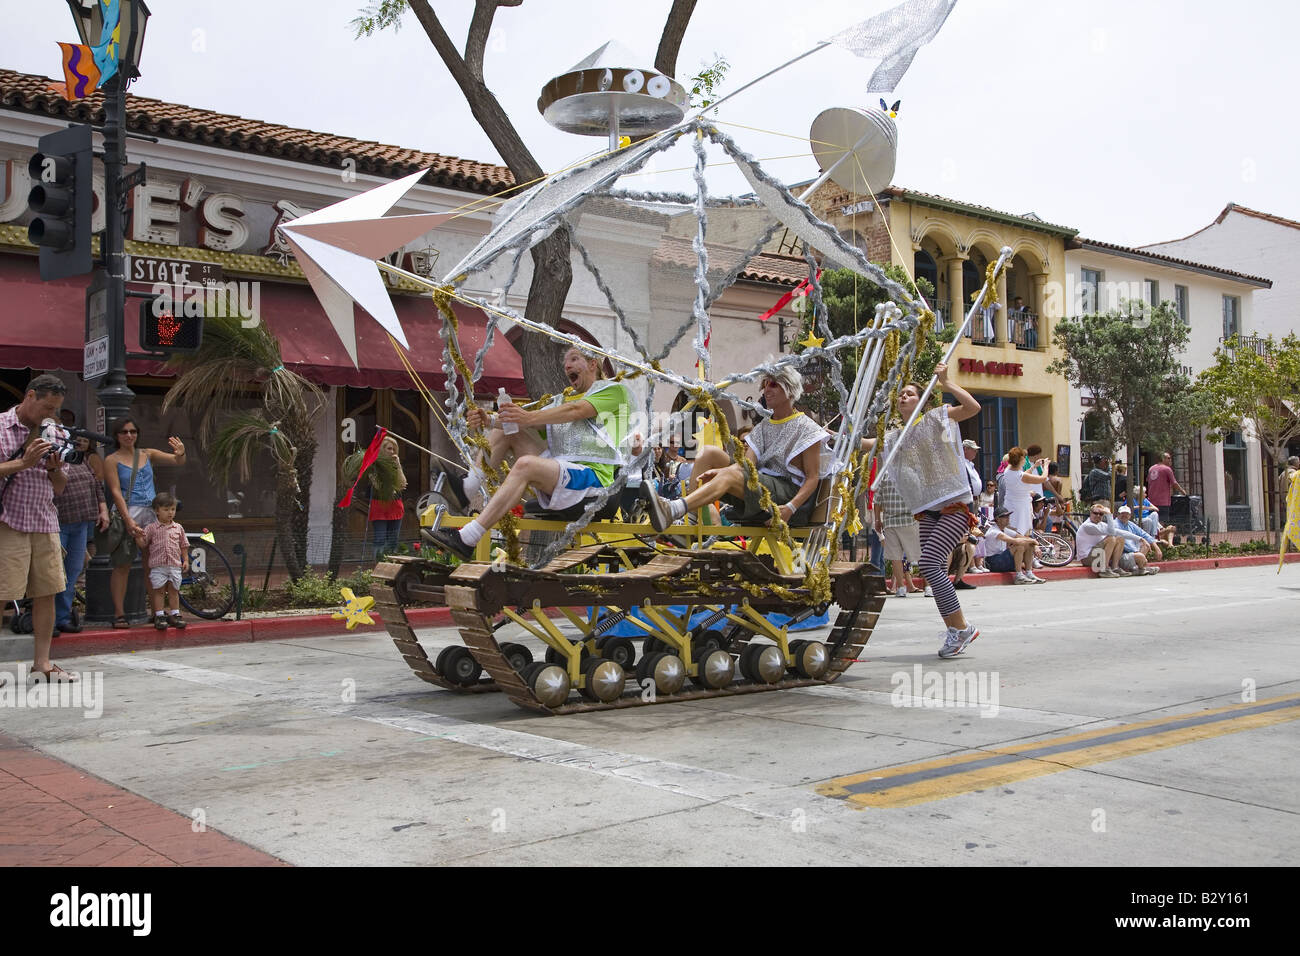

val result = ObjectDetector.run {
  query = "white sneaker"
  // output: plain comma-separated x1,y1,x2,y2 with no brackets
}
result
924,586,933,597
895,587,908,598
1032,558,1043,569
1014,572,1032,585
938,623,979,659
1029,572,1047,583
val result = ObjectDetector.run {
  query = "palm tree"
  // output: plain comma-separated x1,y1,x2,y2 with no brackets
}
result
163,313,323,580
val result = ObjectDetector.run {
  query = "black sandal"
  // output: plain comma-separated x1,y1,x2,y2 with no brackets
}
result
113,615,130,629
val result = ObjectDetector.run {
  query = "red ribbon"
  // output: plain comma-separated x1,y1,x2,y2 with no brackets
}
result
338,428,387,508
756,270,821,322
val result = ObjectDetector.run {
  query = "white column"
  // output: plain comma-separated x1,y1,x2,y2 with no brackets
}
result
306,386,337,565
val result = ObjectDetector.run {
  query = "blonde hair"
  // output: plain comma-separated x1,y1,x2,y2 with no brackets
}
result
380,435,408,492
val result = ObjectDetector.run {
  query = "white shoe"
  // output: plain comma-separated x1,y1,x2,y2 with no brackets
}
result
895,587,908,598
1014,572,1032,585
1032,558,1043,568
1030,573,1047,584
924,586,933,597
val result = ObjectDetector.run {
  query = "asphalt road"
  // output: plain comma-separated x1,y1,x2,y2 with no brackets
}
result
3,564,1297,867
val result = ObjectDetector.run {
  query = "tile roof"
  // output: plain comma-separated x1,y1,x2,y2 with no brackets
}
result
652,234,804,286
1070,236,1271,288
0,68,514,195
878,186,1078,237
1215,203,1300,231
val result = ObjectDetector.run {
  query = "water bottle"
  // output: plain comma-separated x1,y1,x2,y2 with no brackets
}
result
498,387,518,434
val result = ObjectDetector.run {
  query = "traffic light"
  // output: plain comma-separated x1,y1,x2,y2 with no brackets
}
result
139,294,203,353
27,124,94,281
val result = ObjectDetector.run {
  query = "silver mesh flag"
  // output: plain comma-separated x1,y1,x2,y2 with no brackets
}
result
828,0,958,92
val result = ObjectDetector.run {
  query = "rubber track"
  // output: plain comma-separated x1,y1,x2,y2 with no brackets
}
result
373,550,885,715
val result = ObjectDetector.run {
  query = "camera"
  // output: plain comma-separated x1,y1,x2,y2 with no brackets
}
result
39,419,84,465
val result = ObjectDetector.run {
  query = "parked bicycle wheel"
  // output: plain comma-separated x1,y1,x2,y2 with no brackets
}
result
1034,531,1075,567
180,540,237,619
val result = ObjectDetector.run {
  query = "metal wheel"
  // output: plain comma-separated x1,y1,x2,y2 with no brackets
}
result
740,643,785,684
498,641,533,672
599,636,636,670
579,657,627,703
391,564,422,604
440,645,483,687
635,651,687,696
691,647,735,690
1034,532,1075,567
527,663,571,708
692,628,726,657
791,640,829,680
178,540,237,620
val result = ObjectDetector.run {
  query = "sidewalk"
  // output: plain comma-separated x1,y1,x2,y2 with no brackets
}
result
0,731,285,867
3,552,1296,664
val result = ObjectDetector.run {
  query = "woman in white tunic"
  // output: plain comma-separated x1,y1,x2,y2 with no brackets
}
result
1001,446,1051,535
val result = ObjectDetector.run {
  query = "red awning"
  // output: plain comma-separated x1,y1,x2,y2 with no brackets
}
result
0,252,523,394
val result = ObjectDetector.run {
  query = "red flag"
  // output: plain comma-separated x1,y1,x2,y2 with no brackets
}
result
338,428,387,507
757,270,822,322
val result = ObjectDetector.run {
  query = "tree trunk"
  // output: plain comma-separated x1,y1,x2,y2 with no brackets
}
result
520,226,574,397
291,441,314,576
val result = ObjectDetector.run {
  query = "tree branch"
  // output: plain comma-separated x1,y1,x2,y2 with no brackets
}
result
406,0,543,182
465,0,521,78
655,0,698,76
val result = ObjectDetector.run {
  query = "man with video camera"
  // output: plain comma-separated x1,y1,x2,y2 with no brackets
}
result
0,374,78,683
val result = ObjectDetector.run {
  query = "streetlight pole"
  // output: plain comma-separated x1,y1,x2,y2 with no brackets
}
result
97,73,134,428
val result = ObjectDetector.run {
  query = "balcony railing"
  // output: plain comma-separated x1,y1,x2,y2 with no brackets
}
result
953,306,1044,350
1221,334,1270,358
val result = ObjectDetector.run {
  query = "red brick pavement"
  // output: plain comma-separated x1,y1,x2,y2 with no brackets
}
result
0,731,285,867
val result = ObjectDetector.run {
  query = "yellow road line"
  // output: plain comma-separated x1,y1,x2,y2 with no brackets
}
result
817,694,1300,809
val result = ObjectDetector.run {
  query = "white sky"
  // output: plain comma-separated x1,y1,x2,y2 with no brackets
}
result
6,0,1298,248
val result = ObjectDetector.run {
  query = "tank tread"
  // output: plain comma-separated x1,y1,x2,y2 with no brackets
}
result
376,551,885,714
372,560,501,694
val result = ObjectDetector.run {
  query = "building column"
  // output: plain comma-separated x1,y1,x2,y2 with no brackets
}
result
1200,429,1226,534
994,266,1009,344
1032,271,1049,351
943,255,966,330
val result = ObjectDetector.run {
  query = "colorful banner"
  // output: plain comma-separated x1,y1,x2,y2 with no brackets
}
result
57,42,101,100
1280,472,1300,573
90,0,121,87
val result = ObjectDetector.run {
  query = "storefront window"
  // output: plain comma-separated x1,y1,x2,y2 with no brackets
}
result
111,387,279,521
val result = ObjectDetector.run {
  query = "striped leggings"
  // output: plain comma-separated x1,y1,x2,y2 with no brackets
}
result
918,511,971,618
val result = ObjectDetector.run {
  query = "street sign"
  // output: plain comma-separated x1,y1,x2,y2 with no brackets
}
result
127,254,224,285
84,279,108,384
84,336,109,379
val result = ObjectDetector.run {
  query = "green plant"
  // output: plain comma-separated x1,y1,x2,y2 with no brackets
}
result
282,568,347,608
338,567,374,596
239,585,270,611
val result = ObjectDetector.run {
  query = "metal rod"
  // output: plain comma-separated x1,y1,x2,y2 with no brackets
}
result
871,246,1014,491
796,124,878,203
694,41,831,118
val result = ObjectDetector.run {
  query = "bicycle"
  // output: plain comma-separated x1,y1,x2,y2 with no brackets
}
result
179,530,237,620
1029,505,1078,567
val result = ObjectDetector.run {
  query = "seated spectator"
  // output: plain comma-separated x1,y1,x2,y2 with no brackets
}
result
950,530,978,590
983,506,1042,584
1075,503,1148,577
1114,505,1162,575
642,367,828,533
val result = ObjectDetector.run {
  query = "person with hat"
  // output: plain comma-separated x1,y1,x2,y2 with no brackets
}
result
1114,504,1162,574
982,506,1043,583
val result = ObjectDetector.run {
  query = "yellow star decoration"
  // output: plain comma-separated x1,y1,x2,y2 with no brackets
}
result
332,587,376,630
799,329,825,350
693,415,722,449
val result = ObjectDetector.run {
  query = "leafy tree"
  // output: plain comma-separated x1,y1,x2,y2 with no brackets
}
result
1047,300,1208,507
1194,333,1300,542
353,0,700,397
793,265,939,423
163,314,324,580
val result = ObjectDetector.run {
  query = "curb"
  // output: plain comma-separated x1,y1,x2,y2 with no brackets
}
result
4,552,1296,662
